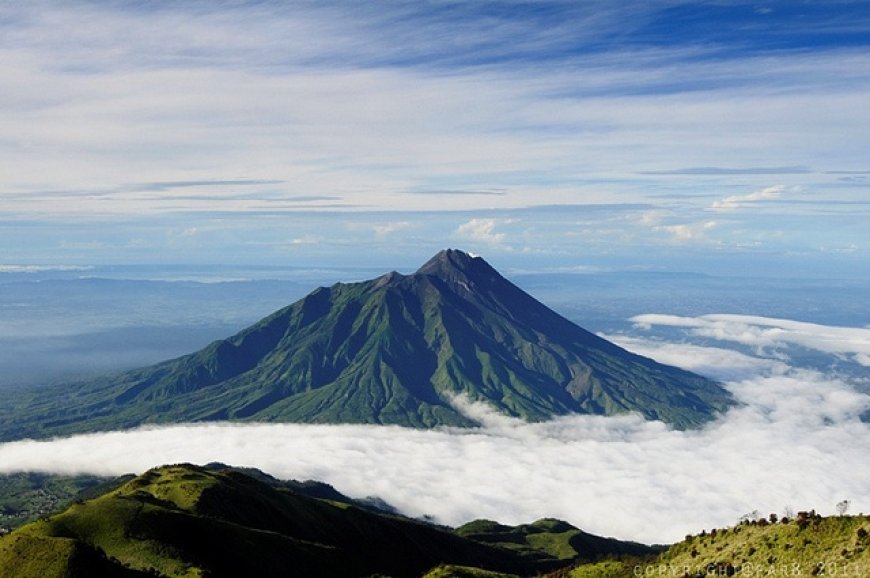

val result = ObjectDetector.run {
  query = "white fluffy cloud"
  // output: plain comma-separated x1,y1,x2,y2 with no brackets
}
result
455,218,509,246
2,315,869,544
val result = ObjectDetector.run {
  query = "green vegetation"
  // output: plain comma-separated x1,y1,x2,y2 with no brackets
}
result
0,532,151,578
0,250,732,441
0,472,129,533
0,463,661,578
456,518,655,569
423,565,522,578
562,559,633,578
3,464,867,577
653,511,870,577
0,464,536,577
560,511,870,578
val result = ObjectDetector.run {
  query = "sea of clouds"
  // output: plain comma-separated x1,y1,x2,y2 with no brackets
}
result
1,314,868,544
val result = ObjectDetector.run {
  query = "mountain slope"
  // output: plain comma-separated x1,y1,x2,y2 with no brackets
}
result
0,250,733,440
0,463,636,578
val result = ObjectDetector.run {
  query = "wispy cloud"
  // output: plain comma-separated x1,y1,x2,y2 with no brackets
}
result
0,265,93,274
134,180,286,191
0,2,868,270
711,185,786,211
1,316,868,544
403,190,506,197
656,220,718,242
639,167,811,176
372,221,413,237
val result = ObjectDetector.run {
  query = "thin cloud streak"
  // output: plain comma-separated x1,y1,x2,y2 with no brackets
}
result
1,315,868,544
403,190,507,197
711,185,785,211
639,167,811,176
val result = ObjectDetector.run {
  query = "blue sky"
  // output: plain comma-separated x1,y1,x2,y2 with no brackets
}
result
1,1,869,276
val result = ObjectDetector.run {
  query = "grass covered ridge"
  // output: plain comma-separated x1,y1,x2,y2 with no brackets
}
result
456,518,655,568
0,463,533,578
562,511,870,578
655,511,870,577
3,464,868,577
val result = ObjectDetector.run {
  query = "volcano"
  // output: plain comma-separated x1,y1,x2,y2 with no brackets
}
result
1,249,733,440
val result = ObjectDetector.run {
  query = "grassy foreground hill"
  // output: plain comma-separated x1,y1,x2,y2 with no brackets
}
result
3,464,867,577
0,250,733,441
0,464,653,578
653,512,870,577
562,512,870,578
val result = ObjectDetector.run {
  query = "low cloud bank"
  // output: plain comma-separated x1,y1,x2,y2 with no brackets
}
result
630,313,870,367
1,315,869,544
